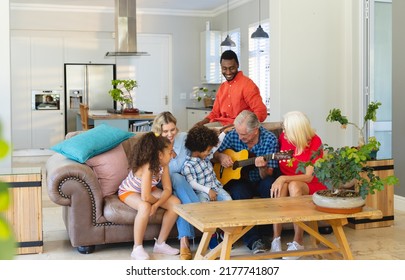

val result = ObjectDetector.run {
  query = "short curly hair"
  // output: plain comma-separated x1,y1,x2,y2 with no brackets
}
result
185,125,219,153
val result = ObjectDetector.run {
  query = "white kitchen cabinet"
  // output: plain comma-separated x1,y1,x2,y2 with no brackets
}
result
64,38,114,63
187,108,211,130
31,37,64,89
10,36,32,150
200,31,222,84
31,110,65,149
11,35,65,150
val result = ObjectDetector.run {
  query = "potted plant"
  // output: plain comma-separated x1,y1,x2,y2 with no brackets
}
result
326,101,381,147
108,79,139,114
192,86,216,108
297,102,399,213
298,143,398,213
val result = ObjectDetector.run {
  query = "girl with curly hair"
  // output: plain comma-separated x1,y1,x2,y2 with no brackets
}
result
118,132,180,260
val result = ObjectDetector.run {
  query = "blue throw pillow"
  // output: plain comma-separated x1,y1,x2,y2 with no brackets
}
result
51,124,134,163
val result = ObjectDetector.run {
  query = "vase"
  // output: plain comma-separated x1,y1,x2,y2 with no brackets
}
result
122,102,139,115
203,97,214,108
312,190,365,214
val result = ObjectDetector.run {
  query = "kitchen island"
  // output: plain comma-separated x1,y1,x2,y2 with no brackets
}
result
77,111,156,131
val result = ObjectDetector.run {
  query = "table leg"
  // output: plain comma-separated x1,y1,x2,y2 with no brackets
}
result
328,219,354,260
194,230,214,260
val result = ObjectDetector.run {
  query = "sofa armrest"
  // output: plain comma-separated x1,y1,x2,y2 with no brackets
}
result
46,153,104,218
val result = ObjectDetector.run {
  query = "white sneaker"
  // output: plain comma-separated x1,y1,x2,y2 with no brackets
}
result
270,237,282,252
153,240,180,255
131,245,150,260
282,241,304,260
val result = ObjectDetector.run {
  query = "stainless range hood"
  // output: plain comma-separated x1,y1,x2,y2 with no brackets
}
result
106,0,149,57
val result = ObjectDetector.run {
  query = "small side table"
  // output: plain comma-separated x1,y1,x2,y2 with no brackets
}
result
0,167,43,254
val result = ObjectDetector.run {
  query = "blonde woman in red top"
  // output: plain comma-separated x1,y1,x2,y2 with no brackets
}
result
269,111,327,259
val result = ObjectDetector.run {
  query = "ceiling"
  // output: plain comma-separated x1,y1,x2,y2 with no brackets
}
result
9,0,249,15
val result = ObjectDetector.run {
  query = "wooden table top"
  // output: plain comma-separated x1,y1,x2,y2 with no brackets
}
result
174,195,382,232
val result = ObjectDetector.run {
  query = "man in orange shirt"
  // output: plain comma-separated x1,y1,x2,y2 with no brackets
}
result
195,50,268,126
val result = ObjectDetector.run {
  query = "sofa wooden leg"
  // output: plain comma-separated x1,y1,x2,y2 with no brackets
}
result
77,245,95,254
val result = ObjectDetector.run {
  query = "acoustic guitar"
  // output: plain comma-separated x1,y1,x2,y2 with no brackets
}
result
213,149,293,185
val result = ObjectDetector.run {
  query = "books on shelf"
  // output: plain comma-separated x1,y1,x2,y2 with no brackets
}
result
130,120,152,132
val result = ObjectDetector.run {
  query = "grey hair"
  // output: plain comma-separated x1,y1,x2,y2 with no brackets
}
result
234,110,260,133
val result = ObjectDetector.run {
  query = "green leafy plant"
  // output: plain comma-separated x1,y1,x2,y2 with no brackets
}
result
108,79,138,107
192,86,216,102
326,101,382,146
298,142,398,199
0,123,16,260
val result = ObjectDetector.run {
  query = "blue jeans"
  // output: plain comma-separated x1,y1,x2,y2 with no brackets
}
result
195,186,232,202
170,172,199,239
224,175,277,249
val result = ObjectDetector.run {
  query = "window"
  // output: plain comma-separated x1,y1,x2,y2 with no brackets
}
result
248,22,270,110
364,0,392,159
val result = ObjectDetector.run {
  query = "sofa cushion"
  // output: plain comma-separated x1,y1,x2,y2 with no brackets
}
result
103,195,165,225
51,124,134,163
86,144,129,197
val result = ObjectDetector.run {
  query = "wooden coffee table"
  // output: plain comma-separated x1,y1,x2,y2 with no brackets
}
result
174,195,382,260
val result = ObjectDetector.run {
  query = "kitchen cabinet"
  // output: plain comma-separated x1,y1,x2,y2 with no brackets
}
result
10,36,32,150
187,108,211,130
200,31,222,84
64,38,114,63
11,35,65,150
31,37,64,89
31,110,65,149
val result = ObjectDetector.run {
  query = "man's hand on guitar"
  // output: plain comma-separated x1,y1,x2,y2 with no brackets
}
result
254,156,267,168
218,153,234,168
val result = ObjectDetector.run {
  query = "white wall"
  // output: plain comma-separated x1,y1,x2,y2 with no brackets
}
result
270,0,362,148
0,0,11,169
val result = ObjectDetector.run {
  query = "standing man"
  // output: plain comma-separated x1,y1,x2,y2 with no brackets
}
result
213,110,279,254
195,50,267,127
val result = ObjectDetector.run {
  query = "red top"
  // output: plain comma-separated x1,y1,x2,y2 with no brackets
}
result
207,71,268,125
278,132,327,195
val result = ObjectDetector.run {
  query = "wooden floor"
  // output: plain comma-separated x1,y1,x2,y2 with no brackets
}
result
11,154,405,260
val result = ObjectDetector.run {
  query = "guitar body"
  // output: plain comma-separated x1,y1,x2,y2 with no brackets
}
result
213,149,250,185
213,149,293,186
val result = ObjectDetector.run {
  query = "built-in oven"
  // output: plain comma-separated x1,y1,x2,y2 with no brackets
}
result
32,90,61,110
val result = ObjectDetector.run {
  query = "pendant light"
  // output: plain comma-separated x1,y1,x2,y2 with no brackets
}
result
221,0,236,47
251,0,269,39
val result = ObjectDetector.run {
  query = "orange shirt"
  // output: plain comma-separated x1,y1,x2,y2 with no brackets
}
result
207,71,268,125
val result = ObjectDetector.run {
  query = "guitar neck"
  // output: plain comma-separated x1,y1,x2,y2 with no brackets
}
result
236,154,274,168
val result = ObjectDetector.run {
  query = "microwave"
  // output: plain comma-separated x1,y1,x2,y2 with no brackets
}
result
32,90,61,110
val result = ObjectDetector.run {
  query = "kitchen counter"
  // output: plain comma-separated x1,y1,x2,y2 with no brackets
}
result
187,107,212,129
77,112,156,131
186,106,212,111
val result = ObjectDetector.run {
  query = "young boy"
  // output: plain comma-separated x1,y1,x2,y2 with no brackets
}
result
181,125,232,249
181,125,232,203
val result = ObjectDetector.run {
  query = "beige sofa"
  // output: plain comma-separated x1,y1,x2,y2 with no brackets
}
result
46,132,180,254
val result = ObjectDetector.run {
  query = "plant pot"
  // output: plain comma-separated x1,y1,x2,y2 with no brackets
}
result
312,190,365,214
122,108,139,115
203,97,214,108
121,102,139,115
369,150,378,160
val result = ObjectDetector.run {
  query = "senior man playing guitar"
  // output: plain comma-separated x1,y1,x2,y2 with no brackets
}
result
213,110,288,255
